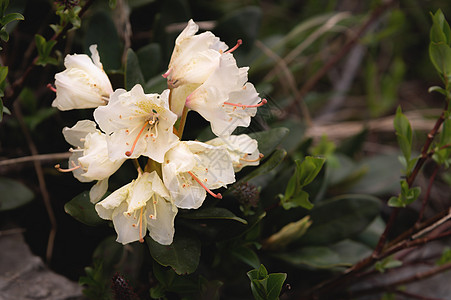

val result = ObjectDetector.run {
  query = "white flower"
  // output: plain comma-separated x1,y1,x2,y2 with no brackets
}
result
52,45,113,111
93,85,179,163
162,141,235,209
95,172,178,245
60,120,126,202
163,19,228,116
205,134,262,172
185,53,265,136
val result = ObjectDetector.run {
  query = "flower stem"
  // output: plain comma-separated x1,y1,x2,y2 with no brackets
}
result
177,105,189,139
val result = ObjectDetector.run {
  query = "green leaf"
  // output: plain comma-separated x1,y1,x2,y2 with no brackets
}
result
428,85,448,96
298,194,381,245
374,256,403,273
0,65,8,83
125,48,145,90
248,127,289,157
1,12,24,26
136,43,162,80
84,11,121,70
34,34,57,66
247,264,287,300
234,149,287,185
273,240,372,269
429,42,451,76
147,235,201,275
436,247,451,266
263,216,311,250
0,177,34,211
180,207,247,224
0,0,9,17
297,156,326,187
0,27,7,42
287,191,313,210
231,245,260,269
430,9,449,44
64,191,105,226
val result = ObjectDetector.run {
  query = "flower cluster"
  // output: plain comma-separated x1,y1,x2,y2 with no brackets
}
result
53,20,265,246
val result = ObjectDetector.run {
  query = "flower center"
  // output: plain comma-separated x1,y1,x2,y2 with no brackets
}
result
187,171,222,199
125,111,160,157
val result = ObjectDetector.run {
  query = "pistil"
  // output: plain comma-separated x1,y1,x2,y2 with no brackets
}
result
223,98,267,108
187,171,222,199
225,39,243,54
125,122,149,156
54,163,81,172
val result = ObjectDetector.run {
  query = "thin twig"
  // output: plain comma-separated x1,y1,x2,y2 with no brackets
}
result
13,102,57,264
0,152,71,167
285,0,397,115
417,164,440,223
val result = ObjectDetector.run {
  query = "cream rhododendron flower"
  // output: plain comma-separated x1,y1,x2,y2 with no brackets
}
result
60,120,126,202
94,84,179,163
163,19,229,116
162,141,235,209
95,172,178,245
52,45,113,111
185,53,265,136
206,134,263,172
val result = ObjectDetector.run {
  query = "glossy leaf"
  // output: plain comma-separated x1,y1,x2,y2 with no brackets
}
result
136,43,162,80
147,235,201,275
84,11,121,70
125,48,145,90
64,191,105,226
1,12,24,26
231,245,260,268
298,194,381,245
0,177,34,211
180,207,247,224
248,127,289,156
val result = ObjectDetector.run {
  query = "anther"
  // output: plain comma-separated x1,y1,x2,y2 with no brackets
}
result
187,171,222,199
125,122,148,156
47,83,57,93
54,163,81,172
225,39,243,54
240,153,264,162
223,98,267,108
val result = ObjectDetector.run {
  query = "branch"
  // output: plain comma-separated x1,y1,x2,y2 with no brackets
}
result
0,152,71,167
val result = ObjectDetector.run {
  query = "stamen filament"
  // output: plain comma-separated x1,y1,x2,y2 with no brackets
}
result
139,207,144,243
240,153,264,162
125,122,148,156
187,171,222,199
47,83,57,93
225,39,242,54
54,163,81,172
223,98,267,108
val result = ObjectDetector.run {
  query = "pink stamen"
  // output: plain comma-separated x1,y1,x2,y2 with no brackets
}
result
55,164,80,172
138,207,144,243
223,98,267,108
125,122,148,156
225,39,243,54
187,171,222,199
47,83,57,93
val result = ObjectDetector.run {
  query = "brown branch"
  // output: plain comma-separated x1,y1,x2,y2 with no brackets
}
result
346,262,451,299
417,164,440,223
13,102,57,264
0,152,71,167
285,0,397,115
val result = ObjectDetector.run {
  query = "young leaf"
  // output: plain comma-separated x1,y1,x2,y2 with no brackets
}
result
1,12,24,26
298,156,326,188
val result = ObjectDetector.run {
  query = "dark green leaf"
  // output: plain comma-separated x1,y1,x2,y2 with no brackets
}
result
266,273,287,300
394,106,413,169
0,177,34,211
180,207,247,224
0,66,8,83
298,194,381,245
286,191,313,210
235,149,287,185
125,48,145,90
248,127,289,156
1,12,24,26
231,245,260,268
64,191,105,226
147,235,201,275
136,43,162,80
84,11,122,70
0,0,9,17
